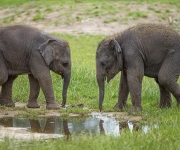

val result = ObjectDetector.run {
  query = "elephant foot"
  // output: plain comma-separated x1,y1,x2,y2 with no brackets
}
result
0,100,15,107
46,102,61,110
61,102,66,108
159,102,171,108
27,102,40,108
177,102,180,107
128,106,142,114
113,102,125,111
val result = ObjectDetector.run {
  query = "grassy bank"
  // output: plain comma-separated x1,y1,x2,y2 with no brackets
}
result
1,107,180,150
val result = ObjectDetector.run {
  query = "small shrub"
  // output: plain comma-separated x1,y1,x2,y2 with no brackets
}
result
103,18,118,24
45,7,53,12
155,10,161,13
127,11,148,20
165,9,171,13
76,16,82,21
32,12,45,21
26,11,30,16
148,6,155,11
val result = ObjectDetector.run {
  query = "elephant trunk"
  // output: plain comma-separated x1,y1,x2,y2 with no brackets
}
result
61,72,71,107
97,75,105,111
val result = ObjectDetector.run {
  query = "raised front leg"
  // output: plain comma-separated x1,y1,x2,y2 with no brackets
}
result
0,75,17,107
27,74,40,108
155,78,172,108
114,70,129,110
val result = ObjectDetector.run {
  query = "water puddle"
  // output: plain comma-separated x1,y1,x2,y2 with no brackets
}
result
0,112,158,141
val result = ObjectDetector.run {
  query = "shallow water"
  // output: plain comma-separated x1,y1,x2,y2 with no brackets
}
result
0,113,158,140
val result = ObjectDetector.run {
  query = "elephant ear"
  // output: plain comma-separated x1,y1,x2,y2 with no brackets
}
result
109,39,123,70
109,39,122,54
38,39,57,66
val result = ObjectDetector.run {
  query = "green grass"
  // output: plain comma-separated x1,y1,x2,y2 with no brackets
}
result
0,0,29,8
1,0,180,149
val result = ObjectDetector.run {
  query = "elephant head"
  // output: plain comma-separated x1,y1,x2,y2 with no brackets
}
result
96,38,123,111
38,38,71,107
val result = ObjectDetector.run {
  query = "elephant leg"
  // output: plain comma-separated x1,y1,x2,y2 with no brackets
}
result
32,71,60,109
38,73,60,109
0,75,17,107
158,55,180,106
127,68,143,112
155,78,172,108
27,74,40,108
30,58,60,109
114,70,129,110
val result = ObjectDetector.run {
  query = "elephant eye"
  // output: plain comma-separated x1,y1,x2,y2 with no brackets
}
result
62,62,68,67
101,61,106,68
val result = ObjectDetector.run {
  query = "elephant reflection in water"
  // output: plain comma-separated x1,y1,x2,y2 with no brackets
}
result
119,121,140,131
0,117,71,138
30,117,56,133
99,119,141,135
63,119,71,139
30,117,71,139
99,120,105,135
0,117,141,136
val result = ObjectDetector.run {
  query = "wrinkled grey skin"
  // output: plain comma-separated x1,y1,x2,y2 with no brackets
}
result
0,25,71,109
96,24,180,112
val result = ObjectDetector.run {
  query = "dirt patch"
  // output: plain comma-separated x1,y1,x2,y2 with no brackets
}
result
0,3,180,35
0,103,142,122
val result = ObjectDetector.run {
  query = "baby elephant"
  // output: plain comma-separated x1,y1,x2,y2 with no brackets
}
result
96,23,180,112
0,25,71,109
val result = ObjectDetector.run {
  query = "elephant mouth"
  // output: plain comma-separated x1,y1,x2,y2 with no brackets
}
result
104,75,111,83
59,72,64,79
107,73,115,83
104,76,107,82
107,76,112,83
